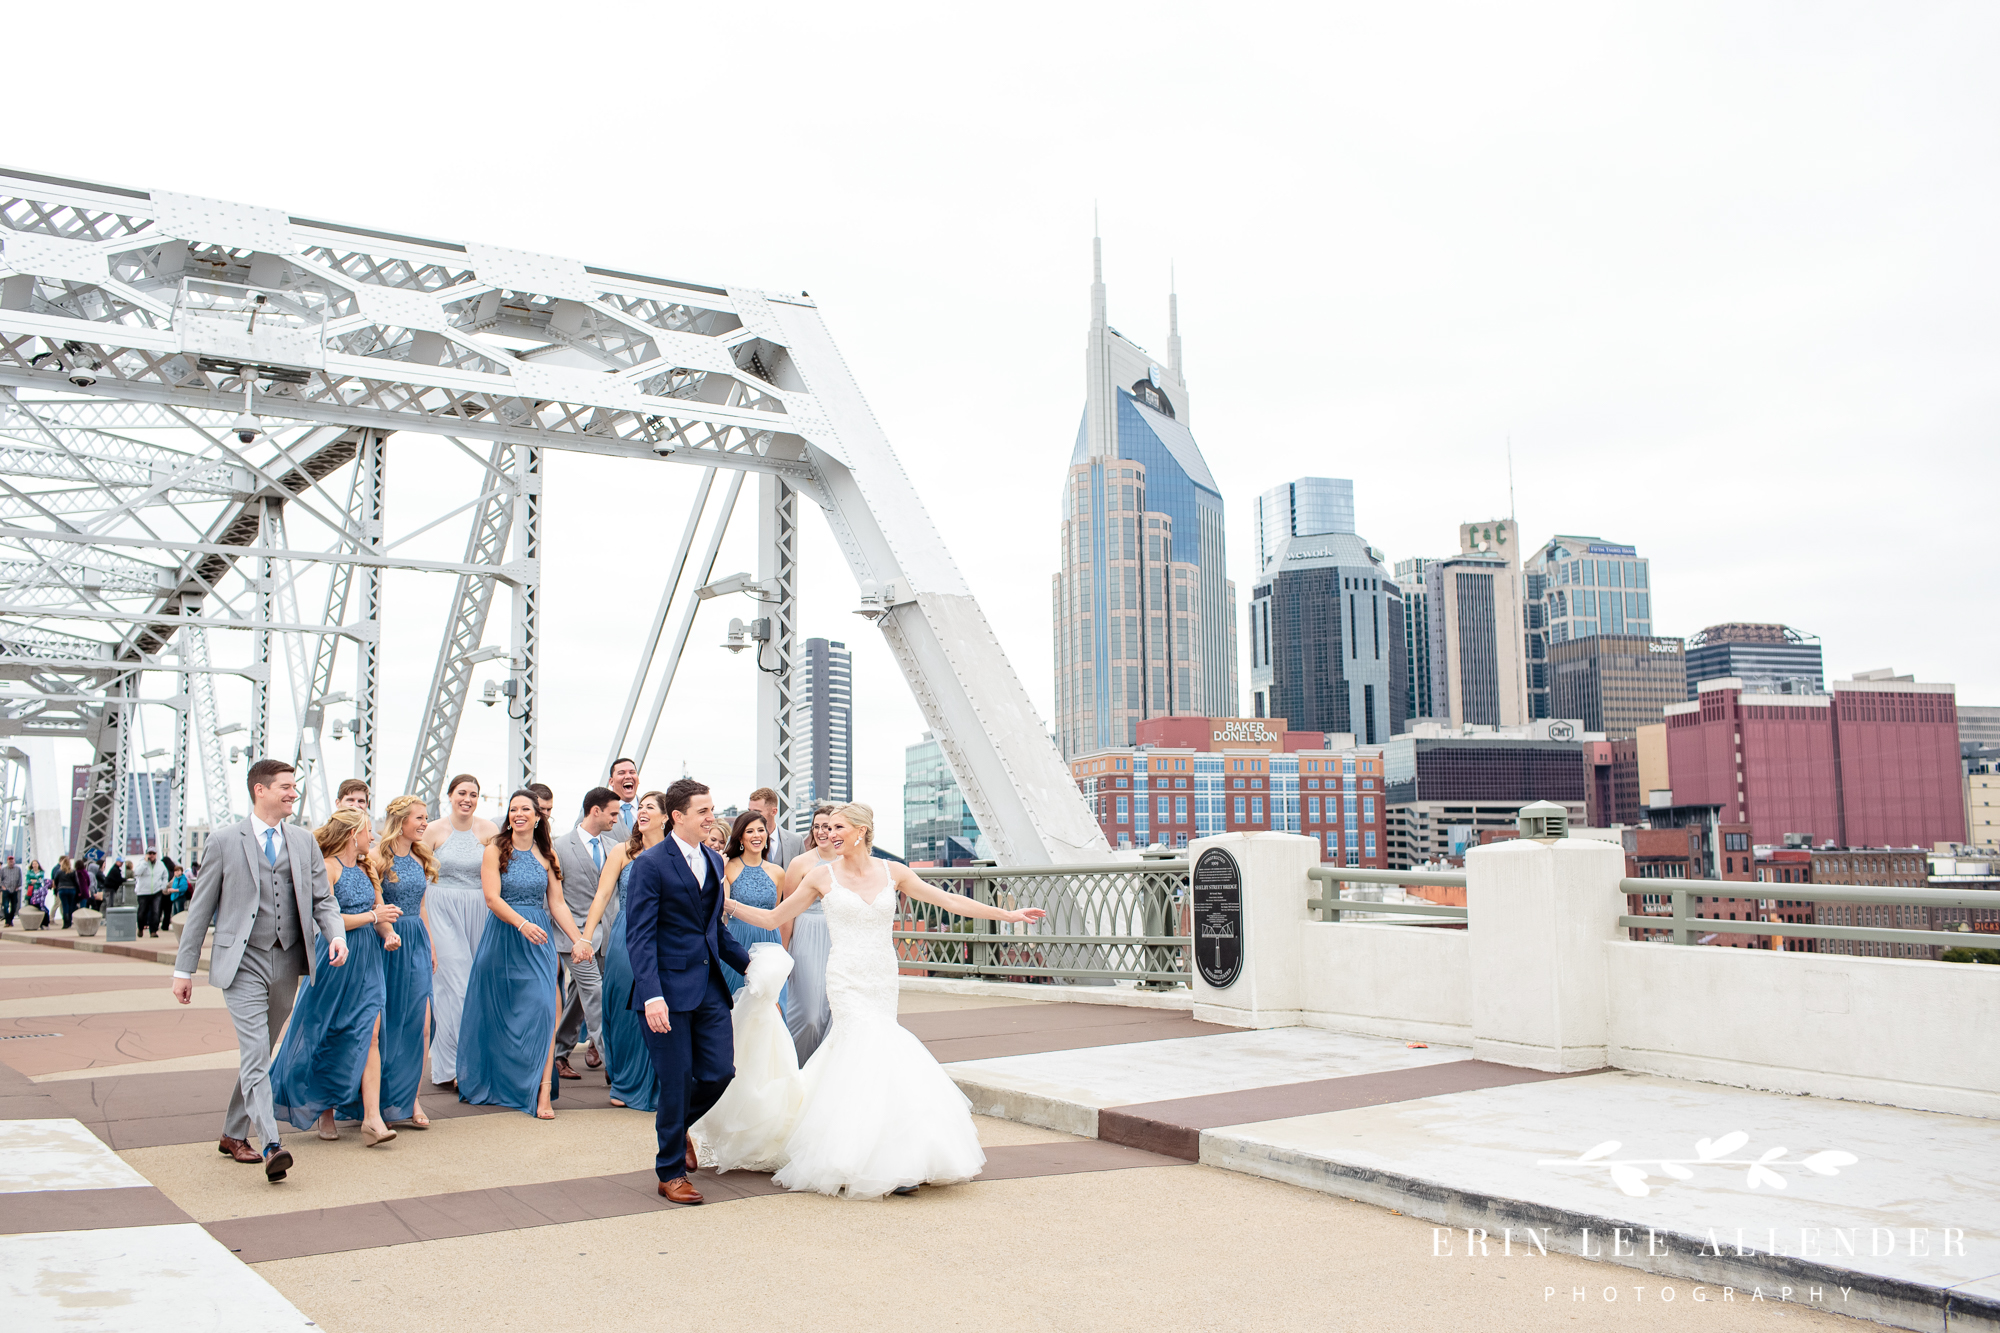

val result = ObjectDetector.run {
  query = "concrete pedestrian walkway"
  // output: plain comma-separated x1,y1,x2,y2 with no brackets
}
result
0,938,1900,1331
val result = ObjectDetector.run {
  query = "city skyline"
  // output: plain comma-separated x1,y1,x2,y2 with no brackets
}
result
7,6,1995,860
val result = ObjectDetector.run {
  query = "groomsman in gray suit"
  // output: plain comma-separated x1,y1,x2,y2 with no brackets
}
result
607,758,640,844
748,787,803,868
553,786,622,1078
169,759,346,1182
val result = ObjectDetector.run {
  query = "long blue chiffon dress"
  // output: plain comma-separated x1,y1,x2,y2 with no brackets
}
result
352,852,432,1124
456,850,560,1115
271,862,386,1130
721,860,786,1005
426,827,488,1084
599,860,659,1111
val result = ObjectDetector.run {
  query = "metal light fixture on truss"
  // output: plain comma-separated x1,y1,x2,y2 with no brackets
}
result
0,167,1106,866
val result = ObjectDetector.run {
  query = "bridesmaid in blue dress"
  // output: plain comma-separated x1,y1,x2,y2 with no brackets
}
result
721,811,787,1004
271,809,400,1146
360,795,436,1130
580,791,666,1112
457,790,579,1119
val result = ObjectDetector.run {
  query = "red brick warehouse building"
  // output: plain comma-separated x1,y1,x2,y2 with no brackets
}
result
1663,670,1964,848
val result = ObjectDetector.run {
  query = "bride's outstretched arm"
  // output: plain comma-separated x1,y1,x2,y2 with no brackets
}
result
725,866,827,931
898,865,1048,925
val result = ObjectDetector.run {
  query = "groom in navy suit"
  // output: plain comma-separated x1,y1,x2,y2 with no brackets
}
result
624,777,751,1205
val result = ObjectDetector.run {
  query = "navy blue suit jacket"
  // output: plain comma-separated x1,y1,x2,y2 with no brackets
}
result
624,836,752,1013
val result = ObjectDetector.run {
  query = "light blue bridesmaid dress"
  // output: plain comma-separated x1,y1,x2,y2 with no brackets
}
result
456,850,560,1115
365,852,432,1124
271,861,386,1129
426,827,488,1084
599,860,659,1112
721,860,787,1006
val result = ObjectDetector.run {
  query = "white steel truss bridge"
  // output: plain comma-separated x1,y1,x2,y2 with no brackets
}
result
0,165,1104,867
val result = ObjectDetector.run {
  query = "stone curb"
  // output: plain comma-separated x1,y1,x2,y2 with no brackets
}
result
899,976,1194,1010
0,927,207,973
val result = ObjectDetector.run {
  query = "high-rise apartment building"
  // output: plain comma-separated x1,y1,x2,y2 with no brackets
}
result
788,637,851,830
1052,234,1236,755
122,768,174,855
1682,624,1822,701
903,731,982,865
1547,634,1688,739
1428,519,1527,729
1525,535,1655,719
1246,479,1407,745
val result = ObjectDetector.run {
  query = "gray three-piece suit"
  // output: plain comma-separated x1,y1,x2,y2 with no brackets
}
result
553,825,618,1063
173,817,344,1149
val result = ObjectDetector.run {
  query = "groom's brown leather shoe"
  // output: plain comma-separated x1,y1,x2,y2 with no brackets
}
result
658,1178,703,1205
555,1057,579,1080
219,1136,261,1164
685,1142,700,1173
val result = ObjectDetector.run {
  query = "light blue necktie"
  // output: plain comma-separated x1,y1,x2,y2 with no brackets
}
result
591,836,604,871
263,828,279,867
621,802,634,828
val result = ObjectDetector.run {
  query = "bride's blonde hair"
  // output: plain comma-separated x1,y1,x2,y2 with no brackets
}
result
833,802,875,849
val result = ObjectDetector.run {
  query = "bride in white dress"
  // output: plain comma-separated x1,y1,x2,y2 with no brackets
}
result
719,802,1046,1199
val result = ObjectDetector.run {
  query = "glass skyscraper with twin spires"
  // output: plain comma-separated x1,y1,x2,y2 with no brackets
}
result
1052,237,1237,757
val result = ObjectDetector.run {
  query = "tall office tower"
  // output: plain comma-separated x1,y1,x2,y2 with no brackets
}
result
1246,479,1407,744
788,637,852,831
1053,233,1236,756
1430,519,1528,729
1255,478,1354,572
1393,557,1437,725
1683,623,1823,700
1524,535,1655,718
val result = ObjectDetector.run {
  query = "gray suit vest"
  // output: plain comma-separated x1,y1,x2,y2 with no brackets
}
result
246,828,301,952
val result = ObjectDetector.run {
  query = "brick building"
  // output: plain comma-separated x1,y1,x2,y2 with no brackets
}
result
1662,672,1965,849
1068,716,1388,865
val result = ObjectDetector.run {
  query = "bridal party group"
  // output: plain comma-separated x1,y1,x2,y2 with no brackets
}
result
169,754,837,1181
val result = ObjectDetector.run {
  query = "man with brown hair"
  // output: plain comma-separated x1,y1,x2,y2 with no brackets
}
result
335,778,371,812
747,787,803,866
169,758,346,1182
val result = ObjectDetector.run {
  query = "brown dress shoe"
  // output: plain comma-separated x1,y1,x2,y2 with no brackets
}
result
555,1057,580,1080
220,1136,262,1164
263,1146,293,1182
658,1178,703,1205
584,1045,603,1070
685,1141,700,1173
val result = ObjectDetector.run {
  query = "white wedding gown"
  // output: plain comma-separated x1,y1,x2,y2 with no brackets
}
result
690,944,803,1173
697,860,985,1199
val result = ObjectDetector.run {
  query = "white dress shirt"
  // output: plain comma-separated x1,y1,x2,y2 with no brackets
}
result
671,832,707,887
644,833,712,1011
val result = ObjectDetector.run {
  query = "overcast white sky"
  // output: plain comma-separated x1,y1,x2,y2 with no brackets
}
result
13,2,1998,850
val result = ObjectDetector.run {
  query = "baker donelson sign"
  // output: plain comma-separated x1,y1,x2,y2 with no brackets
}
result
1193,847,1243,988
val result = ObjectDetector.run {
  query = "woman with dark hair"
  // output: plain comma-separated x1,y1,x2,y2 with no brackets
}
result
579,791,666,1111
456,790,578,1119
720,811,785,1001
421,773,499,1086
50,855,80,929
